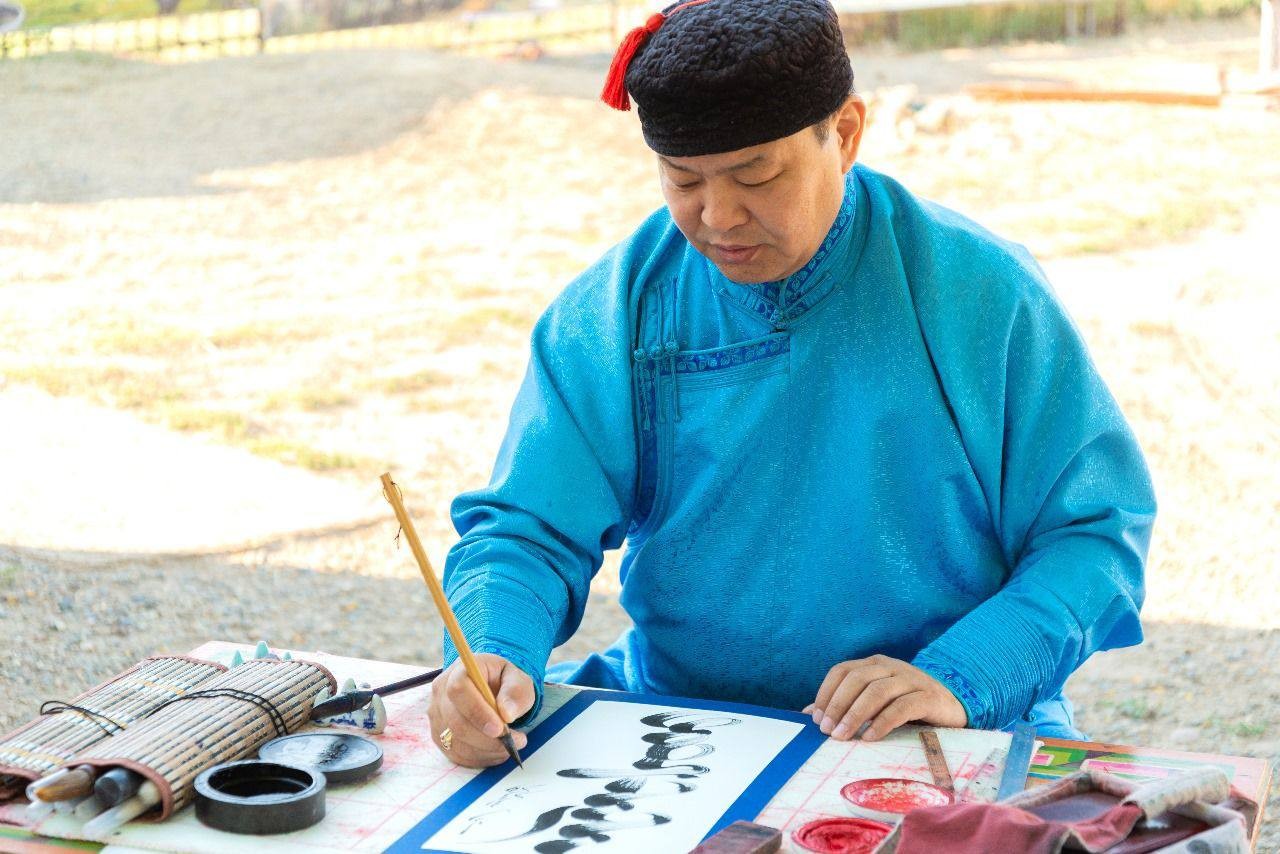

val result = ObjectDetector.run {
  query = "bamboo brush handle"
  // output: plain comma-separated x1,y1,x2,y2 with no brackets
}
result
31,765,95,802
379,474,506,721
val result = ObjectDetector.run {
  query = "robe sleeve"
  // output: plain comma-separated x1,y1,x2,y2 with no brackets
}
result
439,245,640,723
909,236,1156,731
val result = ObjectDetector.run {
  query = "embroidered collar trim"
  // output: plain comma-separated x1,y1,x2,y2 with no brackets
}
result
712,174,858,327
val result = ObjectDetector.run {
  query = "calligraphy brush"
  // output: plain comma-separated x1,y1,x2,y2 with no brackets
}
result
380,473,524,768
310,667,444,721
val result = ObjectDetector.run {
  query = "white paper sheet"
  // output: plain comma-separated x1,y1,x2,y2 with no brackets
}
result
422,699,804,853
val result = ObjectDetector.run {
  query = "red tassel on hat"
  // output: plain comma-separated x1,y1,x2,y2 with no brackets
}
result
600,0,715,111
601,12,666,111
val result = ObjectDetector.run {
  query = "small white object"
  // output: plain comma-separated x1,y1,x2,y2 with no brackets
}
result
0,2,25,34
73,795,107,820
311,688,388,734
82,782,160,838
53,796,86,814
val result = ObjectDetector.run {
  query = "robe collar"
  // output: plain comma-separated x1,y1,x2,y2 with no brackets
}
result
709,170,861,330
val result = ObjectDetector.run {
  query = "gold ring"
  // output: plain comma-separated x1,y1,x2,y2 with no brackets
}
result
440,727,453,751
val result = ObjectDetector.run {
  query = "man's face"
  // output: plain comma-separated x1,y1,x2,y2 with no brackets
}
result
657,98,865,284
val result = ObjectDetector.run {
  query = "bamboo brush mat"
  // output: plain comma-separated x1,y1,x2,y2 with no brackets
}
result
73,657,336,819
0,655,224,799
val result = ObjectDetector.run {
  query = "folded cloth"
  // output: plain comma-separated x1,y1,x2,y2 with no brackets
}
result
887,800,1143,853
877,767,1251,854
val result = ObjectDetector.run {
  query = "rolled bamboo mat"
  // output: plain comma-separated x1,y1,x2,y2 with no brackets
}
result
73,658,336,819
0,655,224,798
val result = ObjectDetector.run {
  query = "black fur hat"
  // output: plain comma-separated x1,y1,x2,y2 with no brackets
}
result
601,0,854,156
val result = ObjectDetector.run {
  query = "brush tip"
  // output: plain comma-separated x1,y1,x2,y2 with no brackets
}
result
499,732,524,768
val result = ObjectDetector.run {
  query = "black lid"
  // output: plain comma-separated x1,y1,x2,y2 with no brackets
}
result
194,760,326,835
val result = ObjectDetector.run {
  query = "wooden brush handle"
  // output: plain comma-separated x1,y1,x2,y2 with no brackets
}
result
32,765,95,802
380,475,506,723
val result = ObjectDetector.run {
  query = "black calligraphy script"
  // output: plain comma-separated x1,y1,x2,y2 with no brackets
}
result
476,710,742,853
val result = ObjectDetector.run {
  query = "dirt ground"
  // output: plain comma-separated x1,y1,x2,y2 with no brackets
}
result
1,14,1277,847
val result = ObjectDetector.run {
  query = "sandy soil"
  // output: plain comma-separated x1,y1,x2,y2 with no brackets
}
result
0,14,1277,847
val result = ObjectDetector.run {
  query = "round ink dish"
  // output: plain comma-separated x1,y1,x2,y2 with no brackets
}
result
194,760,326,835
259,732,383,785
840,777,954,822
792,817,893,853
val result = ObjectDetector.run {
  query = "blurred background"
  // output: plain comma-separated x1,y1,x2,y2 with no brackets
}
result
1,0,1277,844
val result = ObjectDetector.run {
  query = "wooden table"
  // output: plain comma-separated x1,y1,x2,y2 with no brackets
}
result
0,642,1270,853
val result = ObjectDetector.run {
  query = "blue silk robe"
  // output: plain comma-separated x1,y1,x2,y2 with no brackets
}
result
441,164,1156,738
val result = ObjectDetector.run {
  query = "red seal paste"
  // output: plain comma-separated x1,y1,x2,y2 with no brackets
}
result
840,777,954,822
792,817,893,853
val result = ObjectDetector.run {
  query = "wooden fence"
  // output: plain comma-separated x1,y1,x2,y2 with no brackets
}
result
0,1,633,60
1,9,260,59
4,0,1270,70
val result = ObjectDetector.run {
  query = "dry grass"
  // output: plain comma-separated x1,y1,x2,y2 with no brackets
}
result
1,19,1276,557
0,363,189,408
240,437,374,472
0,18,1277,842
208,320,332,350
262,387,355,412
364,368,452,395
1,14,1275,561
90,318,204,356
161,405,249,438
858,95,1274,258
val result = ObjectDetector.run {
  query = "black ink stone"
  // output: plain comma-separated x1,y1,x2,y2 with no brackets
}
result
259,732,384,785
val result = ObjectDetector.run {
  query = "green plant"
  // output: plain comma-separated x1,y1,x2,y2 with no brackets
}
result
1232,721,1268,739
1114,697,1156,720
22,0,225,28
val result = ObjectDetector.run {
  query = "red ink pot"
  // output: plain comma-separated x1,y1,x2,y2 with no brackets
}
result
840,777,954,823
792,817,893,853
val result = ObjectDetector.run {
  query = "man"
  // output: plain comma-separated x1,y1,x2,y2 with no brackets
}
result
427,0,1156,768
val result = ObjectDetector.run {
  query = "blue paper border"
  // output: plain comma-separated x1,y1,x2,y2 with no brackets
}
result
384,689,825,854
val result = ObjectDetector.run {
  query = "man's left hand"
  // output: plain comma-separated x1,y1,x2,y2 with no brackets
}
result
803,655,967,741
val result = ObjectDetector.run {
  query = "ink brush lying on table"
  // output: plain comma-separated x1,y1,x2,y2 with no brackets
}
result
309,667,444,721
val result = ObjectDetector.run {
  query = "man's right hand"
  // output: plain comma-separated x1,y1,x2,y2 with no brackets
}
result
426,653,534,768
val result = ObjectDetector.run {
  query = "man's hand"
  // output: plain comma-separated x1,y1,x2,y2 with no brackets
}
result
427,653,534,768
803,655,967,742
